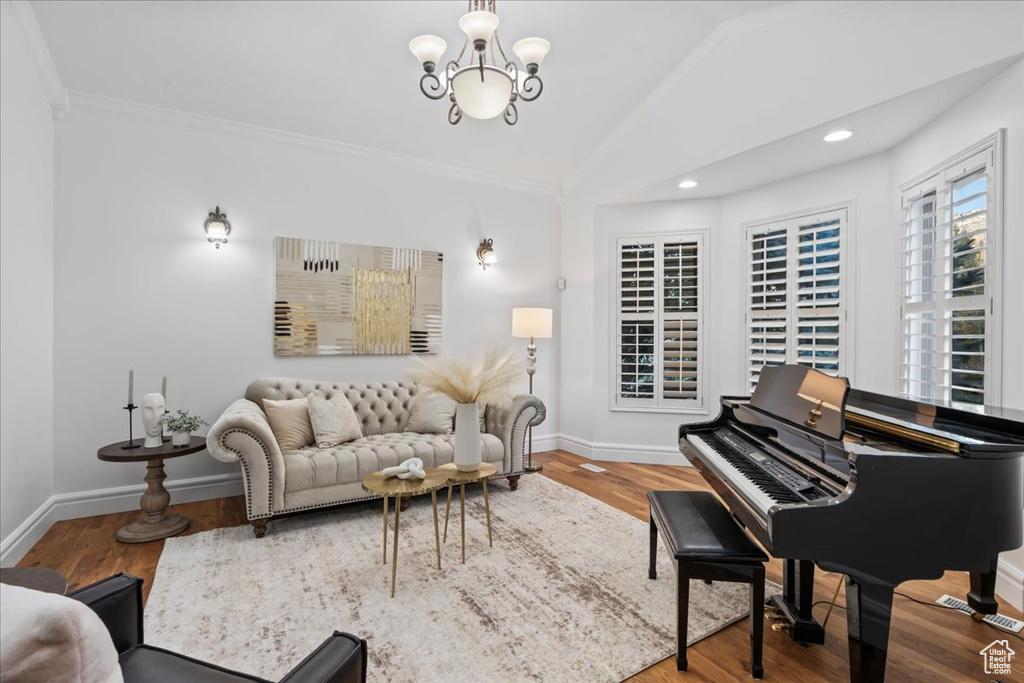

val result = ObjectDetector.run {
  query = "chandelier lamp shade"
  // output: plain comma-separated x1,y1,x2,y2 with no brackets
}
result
409,1,550,126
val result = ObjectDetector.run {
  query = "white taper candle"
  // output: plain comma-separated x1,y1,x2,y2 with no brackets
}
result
161,376,167,403
128,368,135,405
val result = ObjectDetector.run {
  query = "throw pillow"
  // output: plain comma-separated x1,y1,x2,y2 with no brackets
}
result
405,392,456,434
262,398,314,451
0,583,123,683
307,394,362,448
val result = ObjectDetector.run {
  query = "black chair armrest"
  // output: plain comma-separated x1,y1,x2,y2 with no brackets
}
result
278,632,367,683
67,573,144,653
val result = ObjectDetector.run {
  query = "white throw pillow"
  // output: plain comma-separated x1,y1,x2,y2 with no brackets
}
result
405,392,456,434
262,398,315,451
307,394,362,447
0,583,124,683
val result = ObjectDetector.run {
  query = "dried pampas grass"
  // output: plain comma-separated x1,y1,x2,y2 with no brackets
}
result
407,347,525,407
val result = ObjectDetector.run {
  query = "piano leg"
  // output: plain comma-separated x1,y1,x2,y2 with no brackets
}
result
967,558,999,614
770,558,825,644
845,576,894,683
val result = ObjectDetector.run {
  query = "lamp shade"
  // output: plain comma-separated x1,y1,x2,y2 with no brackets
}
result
205,220,228,240
450,66,513,119
512,308,553,339
458,10,499,43
409,35,447,66
513,37,550,68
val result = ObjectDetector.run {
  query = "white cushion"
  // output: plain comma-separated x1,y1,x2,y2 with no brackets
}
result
0,583,123,683
404,392,456,435
263,398,315,451
307,395,362,448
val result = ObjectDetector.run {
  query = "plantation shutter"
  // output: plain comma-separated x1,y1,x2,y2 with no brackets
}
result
900,141,1000,407
747,209,848,392
615,232,705,411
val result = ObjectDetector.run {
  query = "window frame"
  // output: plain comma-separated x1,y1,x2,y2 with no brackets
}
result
897,131,1004,407
742,203,856,392
610,228,710,414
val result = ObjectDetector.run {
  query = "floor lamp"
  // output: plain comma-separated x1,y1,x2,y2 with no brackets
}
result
512,307,553,473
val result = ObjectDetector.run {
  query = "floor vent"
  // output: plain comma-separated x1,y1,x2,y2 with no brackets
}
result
936,594,1024,633
579,463,607,473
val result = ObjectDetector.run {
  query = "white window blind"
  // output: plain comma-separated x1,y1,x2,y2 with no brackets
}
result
614,232,706,412
746,208,849,391
900,136,1002,407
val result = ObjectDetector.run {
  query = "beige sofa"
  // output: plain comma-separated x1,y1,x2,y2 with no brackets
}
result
206,377,546,537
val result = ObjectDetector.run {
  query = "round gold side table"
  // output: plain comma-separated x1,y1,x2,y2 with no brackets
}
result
361,468,448,598
437,462,499,564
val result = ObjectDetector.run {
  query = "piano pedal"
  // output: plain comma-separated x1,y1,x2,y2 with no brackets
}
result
771,622,794,634
764,605,785,619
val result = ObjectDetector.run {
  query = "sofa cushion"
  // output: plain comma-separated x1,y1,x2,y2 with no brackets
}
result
307,395,362,448
282,432,504,491
262,398,314,451
404,392,455,435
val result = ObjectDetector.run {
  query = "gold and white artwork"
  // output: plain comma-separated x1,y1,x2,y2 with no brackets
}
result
274,237,443,356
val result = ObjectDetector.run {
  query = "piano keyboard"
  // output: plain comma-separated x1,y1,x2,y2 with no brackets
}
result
688,431,809,517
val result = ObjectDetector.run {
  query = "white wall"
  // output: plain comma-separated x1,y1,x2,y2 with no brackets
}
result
51,103,562,498
0,4,55,550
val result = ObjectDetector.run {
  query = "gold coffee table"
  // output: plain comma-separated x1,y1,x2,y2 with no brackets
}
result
438,462,498,564
362,468,448,598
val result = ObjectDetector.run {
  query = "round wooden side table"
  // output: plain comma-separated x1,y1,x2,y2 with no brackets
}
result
438,462,498,564
97,436,206,543
361,468,448,599
0,567,68,595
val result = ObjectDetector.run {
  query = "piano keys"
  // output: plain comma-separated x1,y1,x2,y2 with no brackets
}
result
679,365,1024,683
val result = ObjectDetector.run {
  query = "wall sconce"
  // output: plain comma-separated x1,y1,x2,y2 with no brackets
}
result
204,206,231,248
477,238,496,270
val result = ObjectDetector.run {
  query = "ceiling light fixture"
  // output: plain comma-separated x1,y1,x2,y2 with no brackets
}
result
678,180,698,189
823,130,853,142
410,1,550,126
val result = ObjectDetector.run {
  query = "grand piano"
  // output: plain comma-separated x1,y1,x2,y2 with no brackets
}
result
679,365,1024,682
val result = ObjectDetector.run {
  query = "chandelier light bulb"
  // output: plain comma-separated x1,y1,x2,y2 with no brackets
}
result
409,35,447,68
513,37,550,71
458,11,499,45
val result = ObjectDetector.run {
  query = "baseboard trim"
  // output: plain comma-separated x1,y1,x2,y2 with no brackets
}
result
553,433,692,466
996,559,1024,612
0,472,243,567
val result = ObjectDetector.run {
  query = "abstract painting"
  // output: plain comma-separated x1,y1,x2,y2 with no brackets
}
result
274,237,443,355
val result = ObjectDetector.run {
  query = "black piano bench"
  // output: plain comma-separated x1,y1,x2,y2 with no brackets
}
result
647,491,768,679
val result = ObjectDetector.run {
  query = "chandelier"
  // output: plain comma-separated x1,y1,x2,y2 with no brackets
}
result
409,1,550,126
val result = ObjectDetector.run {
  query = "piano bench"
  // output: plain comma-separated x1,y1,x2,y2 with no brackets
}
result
648,490,768,679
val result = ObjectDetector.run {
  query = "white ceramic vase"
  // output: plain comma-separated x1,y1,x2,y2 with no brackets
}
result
171,431,191,447
453,403,482,472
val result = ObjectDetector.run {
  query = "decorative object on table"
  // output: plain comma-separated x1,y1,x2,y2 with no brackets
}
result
438,461,498,564
163,410,207,447
121,368,140,449
476,238,495,270
407,348,524,472
361,468,448,598
140,393,166,448
0,567,68,595
274,236,443,356
381,457,427,480
146,475,779,683
409,0,550,126
97,436,207,542
512,307,553,472
204,206,231,248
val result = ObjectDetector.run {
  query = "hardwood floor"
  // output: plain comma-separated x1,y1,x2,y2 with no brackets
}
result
18,450,1022,682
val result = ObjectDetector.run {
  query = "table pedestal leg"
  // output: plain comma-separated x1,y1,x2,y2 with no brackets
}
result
390,496,401,599
382,495,389,564
115,457,189,544
443,484,453,542
483,479,492,547
431,489,441,570
460,483,466,564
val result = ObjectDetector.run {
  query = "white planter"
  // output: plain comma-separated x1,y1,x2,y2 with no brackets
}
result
171,432,191,447
453,403,482,472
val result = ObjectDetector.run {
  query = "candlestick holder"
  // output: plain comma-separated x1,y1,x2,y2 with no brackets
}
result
122,403,141,449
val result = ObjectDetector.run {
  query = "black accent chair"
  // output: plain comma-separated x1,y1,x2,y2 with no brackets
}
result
69,574,367,683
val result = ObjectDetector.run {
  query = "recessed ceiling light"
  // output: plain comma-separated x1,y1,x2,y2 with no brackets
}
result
823,130,853,142
678,180,698,189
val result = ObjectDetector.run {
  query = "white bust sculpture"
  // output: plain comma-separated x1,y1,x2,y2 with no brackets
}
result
141,393,166,448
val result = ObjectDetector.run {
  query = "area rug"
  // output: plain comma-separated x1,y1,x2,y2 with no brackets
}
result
146,476,779,682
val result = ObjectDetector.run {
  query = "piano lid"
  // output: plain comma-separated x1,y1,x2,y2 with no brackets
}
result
749,366,850,440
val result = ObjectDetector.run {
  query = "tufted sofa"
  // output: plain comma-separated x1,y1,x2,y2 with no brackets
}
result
206,377,546,537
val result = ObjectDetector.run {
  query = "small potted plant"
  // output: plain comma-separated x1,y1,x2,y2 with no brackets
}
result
164,410,208,447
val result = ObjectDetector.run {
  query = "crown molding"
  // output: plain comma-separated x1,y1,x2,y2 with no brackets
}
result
67,91,562,198
2,0,69,119
561,1,875,197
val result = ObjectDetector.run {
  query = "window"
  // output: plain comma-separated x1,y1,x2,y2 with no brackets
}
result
899,134,1003,407
614,231,706,412
746,207,850,391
